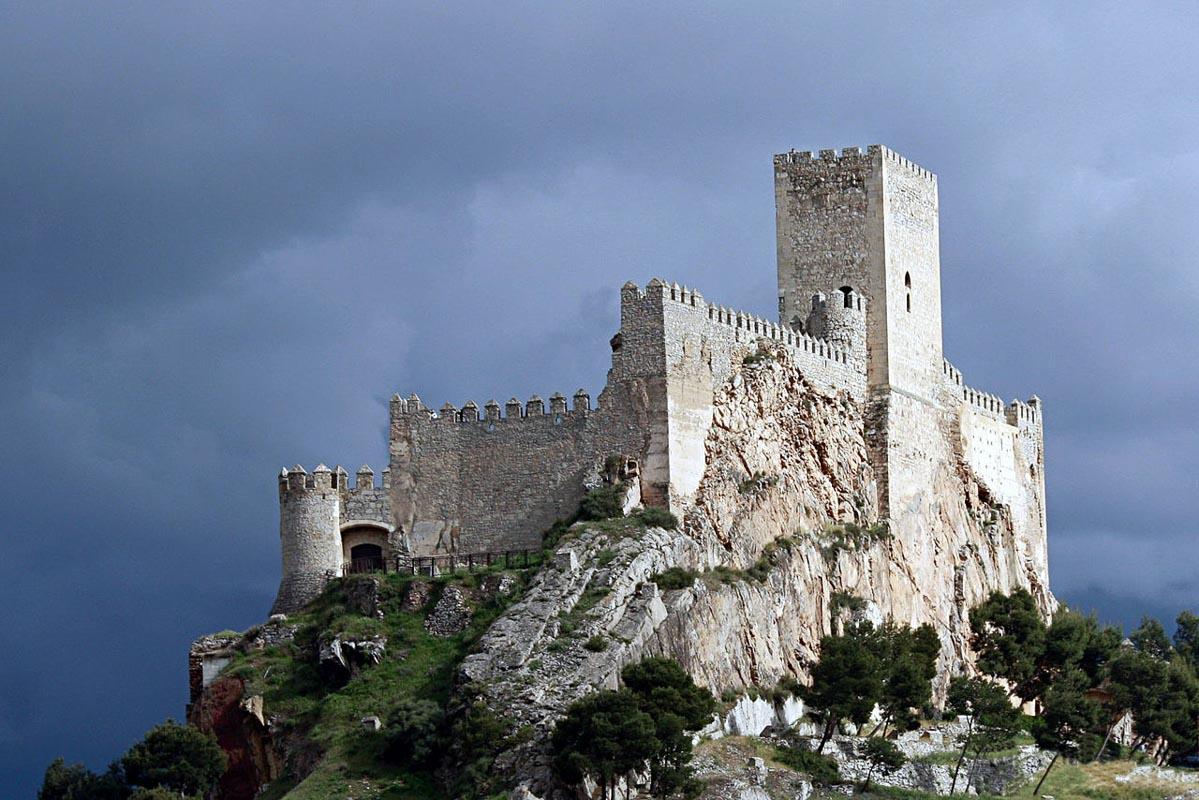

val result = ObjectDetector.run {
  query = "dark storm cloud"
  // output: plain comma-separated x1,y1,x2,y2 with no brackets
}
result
3,2,1197,793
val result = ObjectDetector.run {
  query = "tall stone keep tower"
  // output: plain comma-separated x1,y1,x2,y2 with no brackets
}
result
774,145,946,516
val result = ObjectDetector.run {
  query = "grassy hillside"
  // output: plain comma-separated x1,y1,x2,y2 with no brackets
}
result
215,566,534,800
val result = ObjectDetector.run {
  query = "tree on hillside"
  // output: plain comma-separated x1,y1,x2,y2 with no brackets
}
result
1031,669,1103,795
803,622,883,753
1175,611,1199,673
38,759,128,800
551,689,659,800
970,594,1119,708
120,720,226,798
1096,646,1169,761
945,676,1021,796
1130,616,1173,661
1134,657,1199,764
620,657,716,798
860,737,905,791
872,622,939,735
969,589,1046,702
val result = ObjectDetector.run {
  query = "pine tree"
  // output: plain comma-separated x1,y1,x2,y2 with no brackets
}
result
120,721,225,798
803,622,883,753
945,676,1021,795
620,657,716,798
551,689,658,800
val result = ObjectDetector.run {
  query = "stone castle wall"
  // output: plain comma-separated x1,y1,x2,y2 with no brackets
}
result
271,144,1050,616
386,390,647,555
383,279,868,556
340,466,391,528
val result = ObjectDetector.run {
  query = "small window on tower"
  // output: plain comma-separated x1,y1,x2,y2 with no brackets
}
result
839,286,854,309
906,294,911,312
904,272,912,288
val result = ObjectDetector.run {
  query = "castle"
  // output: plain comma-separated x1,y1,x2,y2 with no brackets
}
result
271,145,1047,615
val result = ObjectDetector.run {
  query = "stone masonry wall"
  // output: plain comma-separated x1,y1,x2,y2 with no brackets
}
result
340,465,391,527
387,392,647,555
384,278,865,555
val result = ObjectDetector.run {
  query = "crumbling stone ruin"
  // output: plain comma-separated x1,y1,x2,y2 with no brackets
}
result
270,145,1048,616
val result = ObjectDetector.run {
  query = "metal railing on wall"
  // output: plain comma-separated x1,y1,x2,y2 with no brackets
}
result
338,548,543,577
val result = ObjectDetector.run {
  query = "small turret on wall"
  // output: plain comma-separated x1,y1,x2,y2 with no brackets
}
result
804,287,867,371
272,464,343,615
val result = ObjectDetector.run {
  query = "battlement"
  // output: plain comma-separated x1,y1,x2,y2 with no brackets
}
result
1006,397,1042,427
942,359,964,387
278,464,335,494
278,463,391,495
962,385,1007,419
348,464,390,491
391,389,592,424
879,145,937,183
773,144,936,184
623,277,857,368
773,145,879,166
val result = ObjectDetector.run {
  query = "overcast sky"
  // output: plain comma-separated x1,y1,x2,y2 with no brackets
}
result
2,2,1197,794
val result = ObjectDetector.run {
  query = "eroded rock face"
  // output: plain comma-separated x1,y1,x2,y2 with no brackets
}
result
186,676,279,800
460,349,1054,796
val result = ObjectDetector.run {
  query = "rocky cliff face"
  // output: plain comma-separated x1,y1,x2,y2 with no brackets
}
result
458,346,1054,796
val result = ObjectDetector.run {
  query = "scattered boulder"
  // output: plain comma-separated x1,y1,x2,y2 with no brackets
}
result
425,585,474,637
317,634,387,681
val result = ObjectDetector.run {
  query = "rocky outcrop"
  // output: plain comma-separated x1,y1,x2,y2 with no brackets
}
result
317,633,387,682
187,676,280,800
458,347,1055,796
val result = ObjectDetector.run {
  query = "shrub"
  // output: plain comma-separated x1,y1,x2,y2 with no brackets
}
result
584,635,608,652
543,518,571,550
830,591,866,615
737,471,778,494
383,698,445,767
775,675,804,699
579,484,626,521
771,744,841,784
742,349,775,366
652,567,699,591
635,506,678,530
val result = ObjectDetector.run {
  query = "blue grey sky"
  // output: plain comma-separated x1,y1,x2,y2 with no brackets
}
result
2,2,1197,794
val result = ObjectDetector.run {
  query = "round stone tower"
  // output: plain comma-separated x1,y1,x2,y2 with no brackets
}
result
804,287,867,370
271,464,342,614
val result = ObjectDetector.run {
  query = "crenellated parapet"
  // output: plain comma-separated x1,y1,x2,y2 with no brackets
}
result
391,388,592,426
1006,397,1041,428
620,278,863,385
773,144,879,168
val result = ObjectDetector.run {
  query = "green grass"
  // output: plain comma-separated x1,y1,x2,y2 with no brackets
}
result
219,569,533,800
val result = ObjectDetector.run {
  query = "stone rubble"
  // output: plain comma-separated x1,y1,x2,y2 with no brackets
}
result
424,584,475,637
